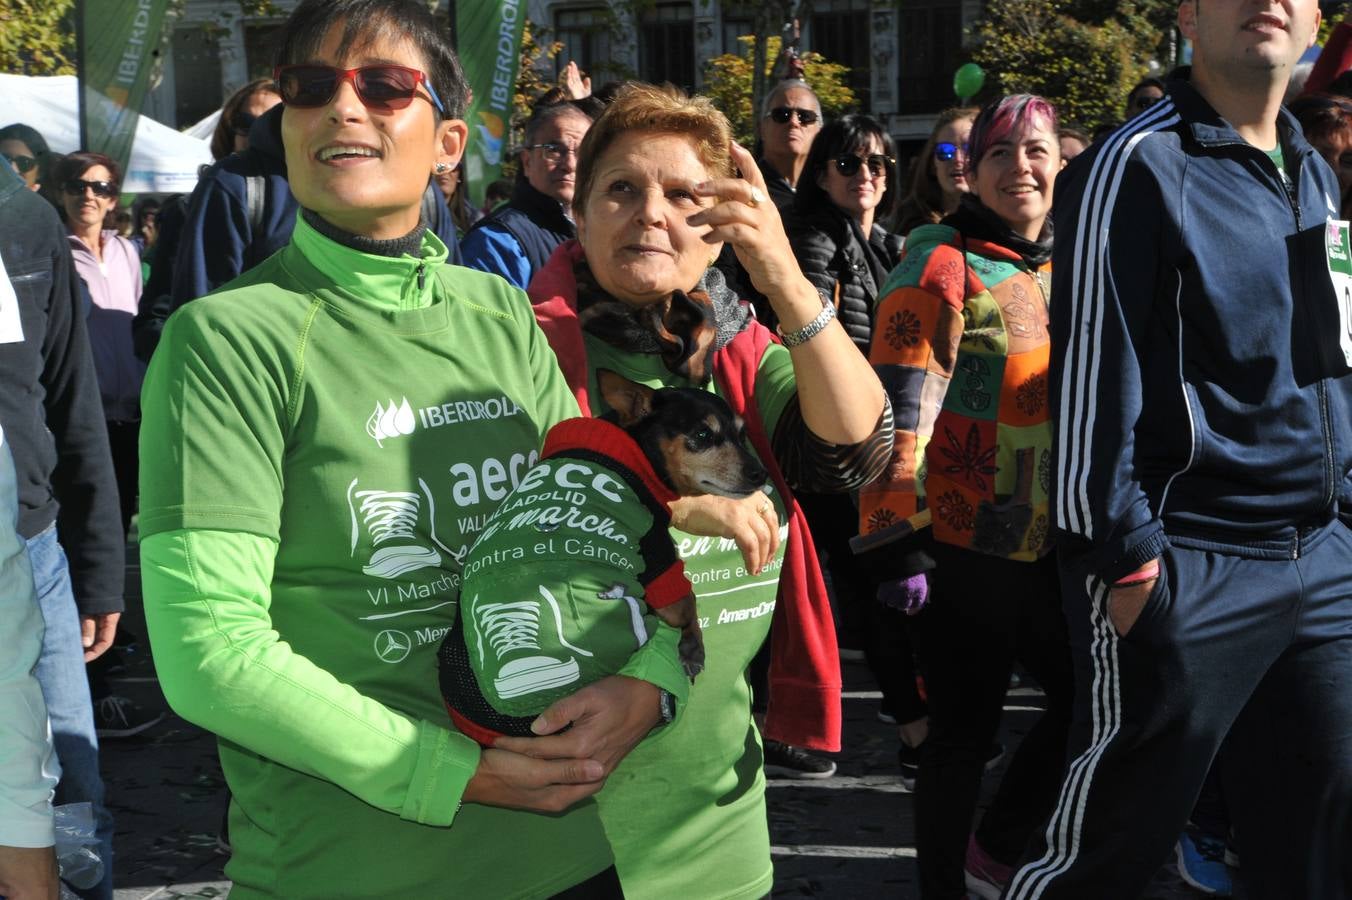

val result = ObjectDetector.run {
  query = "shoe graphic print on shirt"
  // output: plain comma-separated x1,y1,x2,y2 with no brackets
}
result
366,397,416,446
347,477,457,579
468,586,593,699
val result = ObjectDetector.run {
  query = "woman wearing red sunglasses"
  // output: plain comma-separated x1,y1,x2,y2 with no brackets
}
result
138,1,669,897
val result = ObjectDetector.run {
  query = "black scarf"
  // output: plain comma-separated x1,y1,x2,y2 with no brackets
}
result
573,258,752,386
943,193,1053,268
301,208,426,258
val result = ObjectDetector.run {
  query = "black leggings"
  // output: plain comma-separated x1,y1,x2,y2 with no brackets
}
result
911,543,1074,900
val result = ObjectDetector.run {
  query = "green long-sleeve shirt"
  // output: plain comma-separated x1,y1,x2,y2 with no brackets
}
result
138,215,683,898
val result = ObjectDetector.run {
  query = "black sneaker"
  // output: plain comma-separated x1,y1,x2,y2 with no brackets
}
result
763,739,837,779
898,741,1005,791
94,695,166,738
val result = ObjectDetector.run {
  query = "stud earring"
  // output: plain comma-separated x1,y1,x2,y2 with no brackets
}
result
434,162,450,174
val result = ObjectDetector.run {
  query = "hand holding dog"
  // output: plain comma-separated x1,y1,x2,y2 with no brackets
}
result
462,747,606,814
669,491,781,575
495,675,661,776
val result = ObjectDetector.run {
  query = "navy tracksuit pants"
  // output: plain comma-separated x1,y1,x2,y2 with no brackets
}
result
1005,519,1352,900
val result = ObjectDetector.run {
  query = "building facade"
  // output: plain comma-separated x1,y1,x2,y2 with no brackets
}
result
155,0,978,141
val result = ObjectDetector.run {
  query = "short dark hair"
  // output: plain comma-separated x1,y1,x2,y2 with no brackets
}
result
1125,77,1167,115
522,100,594,147
1058,126,1091,147
967,94,1059,174
0,122,55,185
794,113,898,220
275,0,468,120
1290,93,1352,147
53,151,121,193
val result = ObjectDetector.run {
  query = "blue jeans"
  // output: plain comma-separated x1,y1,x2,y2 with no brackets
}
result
28,524,114,900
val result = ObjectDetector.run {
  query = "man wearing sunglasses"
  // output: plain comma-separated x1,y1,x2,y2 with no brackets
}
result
462,100,594,290
757,79,823,212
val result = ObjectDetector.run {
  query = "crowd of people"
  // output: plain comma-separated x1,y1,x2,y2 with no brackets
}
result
2,0,1351,898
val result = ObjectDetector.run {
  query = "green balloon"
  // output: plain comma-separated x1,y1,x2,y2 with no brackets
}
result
953,63,985,101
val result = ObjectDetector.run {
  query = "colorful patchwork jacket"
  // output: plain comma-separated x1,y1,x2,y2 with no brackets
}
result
859,223,1054,562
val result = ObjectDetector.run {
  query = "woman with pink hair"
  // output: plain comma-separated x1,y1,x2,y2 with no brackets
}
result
861,94,1075,900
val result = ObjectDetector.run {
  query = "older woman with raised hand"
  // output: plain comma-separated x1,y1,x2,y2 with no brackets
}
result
525,83,891,899
892,107,979,241
138,2,682,897
860,94,1075,900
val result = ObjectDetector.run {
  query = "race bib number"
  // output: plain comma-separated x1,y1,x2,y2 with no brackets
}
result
1323,217,1352,367
0,252,25,344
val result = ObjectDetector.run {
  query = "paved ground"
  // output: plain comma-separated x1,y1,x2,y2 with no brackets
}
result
99,555,1219,899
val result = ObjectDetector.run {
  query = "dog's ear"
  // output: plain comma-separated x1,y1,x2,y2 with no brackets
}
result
597,368,655,427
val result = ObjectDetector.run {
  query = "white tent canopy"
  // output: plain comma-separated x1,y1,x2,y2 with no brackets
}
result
0,73,212,194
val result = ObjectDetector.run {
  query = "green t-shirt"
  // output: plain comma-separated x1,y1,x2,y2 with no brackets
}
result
138,215,610,899
582,335,796,900
1266,142,1290,185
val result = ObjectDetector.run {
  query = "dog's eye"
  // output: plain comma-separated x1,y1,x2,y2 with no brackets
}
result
689,427,713,449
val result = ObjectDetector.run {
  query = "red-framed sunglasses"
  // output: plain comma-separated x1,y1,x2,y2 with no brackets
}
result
273,64,445,115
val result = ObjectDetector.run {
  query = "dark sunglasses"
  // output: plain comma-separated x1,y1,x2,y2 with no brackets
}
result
273,64,445,115
832,153,894,178
3,152,37,174
63,179,118,199
767,106,819,126
934,141,969,162
1131,94,1161,112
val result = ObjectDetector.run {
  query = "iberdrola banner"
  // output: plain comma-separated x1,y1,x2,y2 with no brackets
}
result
456,0,526,207
77,0,174,178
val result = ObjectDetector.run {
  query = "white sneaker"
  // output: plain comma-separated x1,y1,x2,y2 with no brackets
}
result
347,481,441,578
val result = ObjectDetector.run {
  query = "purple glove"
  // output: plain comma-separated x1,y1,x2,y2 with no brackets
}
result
877,572,930,615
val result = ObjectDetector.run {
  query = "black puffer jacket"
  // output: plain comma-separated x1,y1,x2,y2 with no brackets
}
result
785,206,902,351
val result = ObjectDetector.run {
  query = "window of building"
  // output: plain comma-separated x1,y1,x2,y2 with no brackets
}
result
172,25,222,128
809,0,870,110
639,2,694,93
244,23,283,81
721,16,754,57
554,7,615,82
897,0,964,114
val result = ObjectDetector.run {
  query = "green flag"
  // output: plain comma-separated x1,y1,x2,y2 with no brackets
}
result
77,0,173,176
456,0,526,207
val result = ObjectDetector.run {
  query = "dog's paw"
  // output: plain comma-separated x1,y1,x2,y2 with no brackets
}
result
678,634,705,681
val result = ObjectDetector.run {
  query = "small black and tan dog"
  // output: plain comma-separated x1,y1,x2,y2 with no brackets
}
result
440,370,767,743
596,369,769,673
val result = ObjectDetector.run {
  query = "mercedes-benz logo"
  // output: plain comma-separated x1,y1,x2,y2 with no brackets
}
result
374,629,412,663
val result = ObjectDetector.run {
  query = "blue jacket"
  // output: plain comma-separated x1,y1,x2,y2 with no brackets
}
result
169,105,461,312
461,177,574,290
1051,74,1352,583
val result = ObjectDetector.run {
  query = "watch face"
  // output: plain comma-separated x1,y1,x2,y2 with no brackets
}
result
659,690,676,723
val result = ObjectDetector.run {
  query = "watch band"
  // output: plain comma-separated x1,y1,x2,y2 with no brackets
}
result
776,301,837,348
